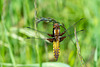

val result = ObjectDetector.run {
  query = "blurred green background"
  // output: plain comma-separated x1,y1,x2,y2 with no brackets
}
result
0,0,100,67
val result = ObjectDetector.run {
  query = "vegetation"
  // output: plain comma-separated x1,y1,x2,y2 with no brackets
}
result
0,0,100,67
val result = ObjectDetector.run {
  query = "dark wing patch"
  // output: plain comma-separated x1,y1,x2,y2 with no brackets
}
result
47,38,54,42
59,36,66,42
48,34,54,37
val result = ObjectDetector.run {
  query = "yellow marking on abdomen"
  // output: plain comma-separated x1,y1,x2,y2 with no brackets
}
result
53,40,60,61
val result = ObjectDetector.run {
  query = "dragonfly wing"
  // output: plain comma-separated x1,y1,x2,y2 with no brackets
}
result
60,18,84,45
26,37,50,43
61,18,84,31
60,18,84,36
26,27,50,35
47,38,54,42
59,36,66,42
20,28,50,43
48,34,54,37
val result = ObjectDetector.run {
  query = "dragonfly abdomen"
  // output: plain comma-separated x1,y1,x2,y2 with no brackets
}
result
53,40,60,61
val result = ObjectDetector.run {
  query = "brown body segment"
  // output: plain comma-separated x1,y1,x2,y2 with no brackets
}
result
47,23,66,61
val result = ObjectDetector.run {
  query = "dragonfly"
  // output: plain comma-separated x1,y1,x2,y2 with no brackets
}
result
26,17,84,61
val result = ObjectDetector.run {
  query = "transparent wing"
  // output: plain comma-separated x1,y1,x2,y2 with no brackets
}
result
24,18,85,44
25,27,84,42
60,18,85,46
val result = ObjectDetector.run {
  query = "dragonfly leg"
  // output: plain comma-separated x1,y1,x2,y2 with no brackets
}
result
59,36,66,42
48,34,54,37
59,31,66,36
47,38,54,42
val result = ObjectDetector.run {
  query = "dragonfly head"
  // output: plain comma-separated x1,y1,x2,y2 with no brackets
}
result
53,23,60,29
